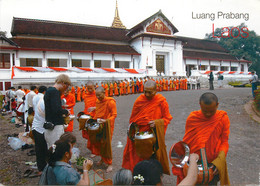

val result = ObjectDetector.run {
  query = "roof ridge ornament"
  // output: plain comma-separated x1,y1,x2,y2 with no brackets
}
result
111,0,126,29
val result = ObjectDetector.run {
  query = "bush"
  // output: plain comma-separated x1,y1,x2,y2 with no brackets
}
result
254,89,260,111
228,81,242,86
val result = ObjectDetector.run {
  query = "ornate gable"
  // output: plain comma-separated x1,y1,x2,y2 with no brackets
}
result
146,18,171,35
127,10,178,38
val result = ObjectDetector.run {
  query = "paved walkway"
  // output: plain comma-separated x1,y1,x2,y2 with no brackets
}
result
73,87,259,185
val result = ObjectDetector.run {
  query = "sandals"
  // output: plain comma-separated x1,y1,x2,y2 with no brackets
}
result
23,169,41,178
23,169,33,177
27,149,36,156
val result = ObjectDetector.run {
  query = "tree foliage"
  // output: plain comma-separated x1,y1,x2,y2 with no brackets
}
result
205,23,260,76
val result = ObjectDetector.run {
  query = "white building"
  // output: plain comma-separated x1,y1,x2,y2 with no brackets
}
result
0,6,251,91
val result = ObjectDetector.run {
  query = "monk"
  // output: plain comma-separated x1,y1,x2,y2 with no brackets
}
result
76,86,81,102
92,87,117,172
81,86,86,100
123,80,126,95
131,79,135,94
122,80,173,174
119,80,124,96
127,80,130,95
82,81,98,158
172,92,230,185
140,78,144,93
104,83,109,97
109,82,113,97
61,89,76,132
114,82,119,96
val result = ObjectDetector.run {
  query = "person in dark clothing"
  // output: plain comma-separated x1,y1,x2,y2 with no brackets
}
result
209,72,214,90
44,74,71,148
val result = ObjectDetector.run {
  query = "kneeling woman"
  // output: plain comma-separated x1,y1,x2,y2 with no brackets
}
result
47,139,93,185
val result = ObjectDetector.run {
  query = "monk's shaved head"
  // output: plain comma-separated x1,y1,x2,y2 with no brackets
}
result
199,92,218,105
86,81,94,86
96,87,105,93
144,80,156,90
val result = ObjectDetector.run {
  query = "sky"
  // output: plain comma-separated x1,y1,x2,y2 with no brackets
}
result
0,0,260,39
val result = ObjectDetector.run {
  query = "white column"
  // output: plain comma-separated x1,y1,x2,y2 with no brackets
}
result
129,55,133,69
42,51,47,67
67,52,71,68
90,53,94,68
111,54,115,68
10,53,13,67
15,51,20,66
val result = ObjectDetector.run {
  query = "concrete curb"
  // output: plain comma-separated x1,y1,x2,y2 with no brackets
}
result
244,100,260,124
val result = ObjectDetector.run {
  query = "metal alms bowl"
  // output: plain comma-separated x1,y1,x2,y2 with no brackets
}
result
135,131,155,140
69,115,75,120
86,119,100,131
169,141,190,168
80,115,91,120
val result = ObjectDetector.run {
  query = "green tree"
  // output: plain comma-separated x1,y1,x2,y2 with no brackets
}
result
205,23,260,76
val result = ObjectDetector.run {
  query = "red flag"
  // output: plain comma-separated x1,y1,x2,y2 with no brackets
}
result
11,66,15,79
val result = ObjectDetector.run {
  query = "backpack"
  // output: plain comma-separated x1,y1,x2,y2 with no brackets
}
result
220,75,224,80
39,164,57,185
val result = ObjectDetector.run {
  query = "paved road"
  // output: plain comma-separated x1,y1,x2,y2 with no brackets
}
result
72,87,259,185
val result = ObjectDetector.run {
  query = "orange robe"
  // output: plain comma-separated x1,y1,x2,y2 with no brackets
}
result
77,87,81,102
127,81,130,94
123,81,126,95
140,80,144,93
114,83,119,96
184,78,188,90
162,78,166,91
176,80,179,90
169,80,173,91
81,86,86,100
136,80,140,93
82,91,97,153
122,94,173,172
93,97,117,165
104,84,109,97
165,80,169,91
131,81,134,94
120,82,124,95
172,110,230,184
71,86,75,95
159,80,162,92
109,83,113,97
61,92,75,132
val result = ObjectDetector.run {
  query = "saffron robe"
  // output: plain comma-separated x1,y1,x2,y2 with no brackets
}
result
61,92,75,132
109,83,113,97
104,84,109,97
140,80,144,93
127,81,130,94
122,94,173,172
83,91,97,117
76,87,81,102
81,86,86,100
82,91,97,154
92,97,117,165
114,83,119,96
172,110,230,184
119,82,124,95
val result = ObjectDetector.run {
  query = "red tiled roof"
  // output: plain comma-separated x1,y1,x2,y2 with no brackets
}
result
11,17,130,42
183,50,238,61
177,36,228,53
11,38,140,55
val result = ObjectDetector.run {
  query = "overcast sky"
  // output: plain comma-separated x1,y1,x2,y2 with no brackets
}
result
0,0,259,39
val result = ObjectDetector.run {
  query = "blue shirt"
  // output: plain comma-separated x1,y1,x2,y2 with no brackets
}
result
53,161,81,185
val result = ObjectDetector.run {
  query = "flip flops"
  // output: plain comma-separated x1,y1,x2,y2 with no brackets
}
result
23,169,42,178
23,169,33,178
28,171,42,178
27,149,36,156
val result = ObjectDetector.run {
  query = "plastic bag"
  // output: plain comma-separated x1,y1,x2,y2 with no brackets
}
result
8,137,26,150
70,147,80,163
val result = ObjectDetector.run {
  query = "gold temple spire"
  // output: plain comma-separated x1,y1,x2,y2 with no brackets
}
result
111,0,126,29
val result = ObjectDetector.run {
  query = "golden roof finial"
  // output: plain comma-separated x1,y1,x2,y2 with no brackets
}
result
111,0,126,29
